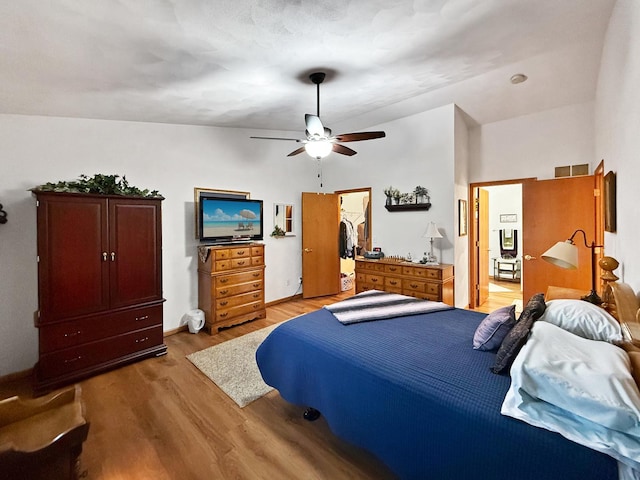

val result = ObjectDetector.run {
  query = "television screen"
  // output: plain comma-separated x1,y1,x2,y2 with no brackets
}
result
198,195,264,244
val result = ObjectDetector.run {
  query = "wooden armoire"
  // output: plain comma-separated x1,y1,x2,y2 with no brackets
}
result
33,191,167,394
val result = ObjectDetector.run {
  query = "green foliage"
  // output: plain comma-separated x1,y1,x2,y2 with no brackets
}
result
34,174,161,197
270,225,286,237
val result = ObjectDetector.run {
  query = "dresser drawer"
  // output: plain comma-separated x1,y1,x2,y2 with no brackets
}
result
214,249,230,260
216,290,263,309
231,257,253,269
251,246,264,256
251,255,264,266
215,259,232,271
426,282,441,296
384,264,403,275
425,269,443,280
385,276,402,290
230,247,251,259
216,279,264,298
365,274,384,288
39,305,163,353
216,301,264,322
37,325,163,379
215,269,263,287
403,279,426,293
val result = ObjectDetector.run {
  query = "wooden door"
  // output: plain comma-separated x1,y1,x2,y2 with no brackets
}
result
476,188,490,305
37,194,110,322
301,192,340,298
109,198,163,308
522,176,595,301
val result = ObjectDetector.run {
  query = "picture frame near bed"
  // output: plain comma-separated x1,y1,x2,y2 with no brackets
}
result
458,199,468,236
193,187,250,239
604,171,616,233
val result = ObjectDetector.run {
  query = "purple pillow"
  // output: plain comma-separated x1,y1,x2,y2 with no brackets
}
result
473,305,516,351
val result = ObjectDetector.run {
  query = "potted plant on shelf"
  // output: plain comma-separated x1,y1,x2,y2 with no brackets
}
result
413,186,429,204
270,225,286,238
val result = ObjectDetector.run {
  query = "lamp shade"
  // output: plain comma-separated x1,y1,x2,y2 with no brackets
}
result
305,140,333,159
423,222,443,239
541,240,578,269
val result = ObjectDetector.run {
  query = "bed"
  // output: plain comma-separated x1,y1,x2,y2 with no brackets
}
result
256,286,640,480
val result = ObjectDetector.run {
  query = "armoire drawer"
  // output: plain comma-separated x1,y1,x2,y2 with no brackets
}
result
39,304,163,353
37,325,163,379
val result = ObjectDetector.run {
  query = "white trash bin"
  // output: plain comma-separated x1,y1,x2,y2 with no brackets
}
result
184,309,205,334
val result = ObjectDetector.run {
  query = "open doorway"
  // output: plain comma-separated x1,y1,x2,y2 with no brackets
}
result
471,181,524,314
337,188,372,293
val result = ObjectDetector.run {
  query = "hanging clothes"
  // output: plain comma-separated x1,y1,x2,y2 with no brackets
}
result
340,218,357,259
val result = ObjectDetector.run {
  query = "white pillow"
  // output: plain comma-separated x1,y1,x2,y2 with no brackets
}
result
513,321,640,433
538,299,622,343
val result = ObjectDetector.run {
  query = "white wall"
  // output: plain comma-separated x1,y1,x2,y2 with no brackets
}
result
322,104,458,287
595,0,640,289
469,102,595,183
0,114,318,376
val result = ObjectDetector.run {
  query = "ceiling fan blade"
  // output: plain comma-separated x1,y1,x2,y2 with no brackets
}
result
250,136,302,142
287,146,307,157
334,131,386,142
305,114,325,138
333,144,357,156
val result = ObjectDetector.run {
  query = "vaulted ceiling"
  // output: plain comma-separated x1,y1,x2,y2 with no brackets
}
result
0,0,616,132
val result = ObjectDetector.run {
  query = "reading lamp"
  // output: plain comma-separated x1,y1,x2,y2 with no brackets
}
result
541,229,603,305
423,222,443,265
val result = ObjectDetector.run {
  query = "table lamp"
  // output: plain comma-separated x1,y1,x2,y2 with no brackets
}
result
423,222,443,265
541,229,603,305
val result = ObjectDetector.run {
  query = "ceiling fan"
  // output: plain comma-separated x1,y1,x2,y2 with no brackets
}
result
250,72,386,159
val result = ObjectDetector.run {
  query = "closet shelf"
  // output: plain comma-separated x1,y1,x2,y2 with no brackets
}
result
385,203,432,212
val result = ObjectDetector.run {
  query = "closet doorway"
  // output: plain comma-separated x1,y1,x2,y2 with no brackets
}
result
337,188,372,291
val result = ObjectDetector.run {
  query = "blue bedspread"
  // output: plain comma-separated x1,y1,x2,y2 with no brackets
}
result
256,307,617,480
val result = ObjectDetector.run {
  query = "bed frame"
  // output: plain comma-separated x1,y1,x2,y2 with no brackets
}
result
603,282,640,346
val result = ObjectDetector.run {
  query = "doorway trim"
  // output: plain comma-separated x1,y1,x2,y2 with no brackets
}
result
468,177,535,309
335,187,373,253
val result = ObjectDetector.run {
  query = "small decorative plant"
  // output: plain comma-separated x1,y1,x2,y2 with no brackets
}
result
270,225,286,237
413,186,429,204
33,174,161,197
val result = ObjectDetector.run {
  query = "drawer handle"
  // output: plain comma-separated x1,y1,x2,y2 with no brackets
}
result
64,330,82,338
64,355,82,364
220,278,229,284
389,267,397,271
238,261,246,265
410,283,418,288
389,280,398,286
253,304,259,309
237,250,245,255
220,313,228,318
252,273,260,277
220,301,228,306
135,315,150,321
136,337,149,343
220,289,229,295
372,278,378,283
253,293,259,298
253,283,260,288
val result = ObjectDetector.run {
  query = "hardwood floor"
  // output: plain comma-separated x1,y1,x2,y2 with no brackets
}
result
473,279,523,314
0,289,397,480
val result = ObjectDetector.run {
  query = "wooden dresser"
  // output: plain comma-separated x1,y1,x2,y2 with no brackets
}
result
355,258,454,305
33,191,166,395
197,243,266,334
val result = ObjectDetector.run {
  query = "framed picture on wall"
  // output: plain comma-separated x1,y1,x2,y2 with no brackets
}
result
458,199,468,236
604,171,616,233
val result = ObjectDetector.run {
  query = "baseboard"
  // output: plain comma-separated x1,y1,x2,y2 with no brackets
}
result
0,368,32,385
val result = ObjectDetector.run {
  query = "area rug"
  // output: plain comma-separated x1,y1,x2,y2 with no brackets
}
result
187,323,281,408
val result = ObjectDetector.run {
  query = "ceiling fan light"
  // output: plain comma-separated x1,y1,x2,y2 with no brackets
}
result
305,140,332,159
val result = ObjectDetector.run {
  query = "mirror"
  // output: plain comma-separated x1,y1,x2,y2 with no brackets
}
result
273,203,294,236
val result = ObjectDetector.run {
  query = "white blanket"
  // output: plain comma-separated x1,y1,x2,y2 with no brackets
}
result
324,289,453,325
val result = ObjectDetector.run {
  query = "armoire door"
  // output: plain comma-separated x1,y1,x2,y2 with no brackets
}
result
109,199,163,308
37,195,110,322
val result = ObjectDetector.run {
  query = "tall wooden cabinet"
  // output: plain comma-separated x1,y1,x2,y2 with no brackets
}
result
33,191,166,394
197,243,266,334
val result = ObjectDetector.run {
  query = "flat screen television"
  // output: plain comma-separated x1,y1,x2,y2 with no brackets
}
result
198,194,264,244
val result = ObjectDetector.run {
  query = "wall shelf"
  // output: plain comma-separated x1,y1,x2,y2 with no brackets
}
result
385,203,431,212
